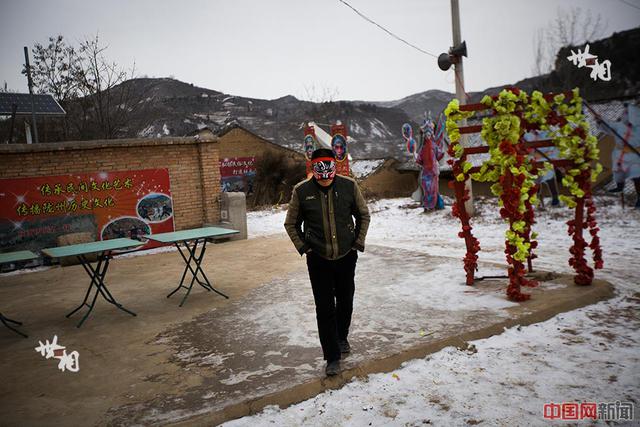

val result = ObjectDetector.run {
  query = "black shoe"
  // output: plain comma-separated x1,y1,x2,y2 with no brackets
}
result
325,360,340,376
339,339,351,354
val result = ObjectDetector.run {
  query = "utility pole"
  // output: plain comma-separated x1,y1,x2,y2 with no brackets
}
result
24,46,39,144
450,0,474,215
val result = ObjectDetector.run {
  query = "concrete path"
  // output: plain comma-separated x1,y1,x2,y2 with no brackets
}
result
0,235,614,426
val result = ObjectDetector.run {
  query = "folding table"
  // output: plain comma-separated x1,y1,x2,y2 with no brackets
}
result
145,226,239,307
0,250,39,337
42,238,142,328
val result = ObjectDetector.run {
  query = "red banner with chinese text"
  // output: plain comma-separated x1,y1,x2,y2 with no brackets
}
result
0,169,174,259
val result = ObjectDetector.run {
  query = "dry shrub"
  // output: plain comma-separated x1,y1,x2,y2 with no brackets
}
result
249,151,306,209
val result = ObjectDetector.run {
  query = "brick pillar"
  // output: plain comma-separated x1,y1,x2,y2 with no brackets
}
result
197,137,221,224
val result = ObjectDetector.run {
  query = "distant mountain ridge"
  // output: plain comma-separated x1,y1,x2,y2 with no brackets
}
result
119,77,420,160
369,89,455,123
110,26,639,160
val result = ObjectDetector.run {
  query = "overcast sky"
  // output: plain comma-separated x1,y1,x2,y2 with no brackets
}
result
0,0,638,102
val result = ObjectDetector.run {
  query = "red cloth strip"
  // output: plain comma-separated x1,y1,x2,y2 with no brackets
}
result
311,157,335,163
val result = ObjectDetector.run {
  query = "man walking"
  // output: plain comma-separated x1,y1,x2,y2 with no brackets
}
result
284,148,370,376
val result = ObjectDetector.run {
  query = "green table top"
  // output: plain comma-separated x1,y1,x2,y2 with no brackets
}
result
144,226,239,243
42,238,143,258
0,250,39,265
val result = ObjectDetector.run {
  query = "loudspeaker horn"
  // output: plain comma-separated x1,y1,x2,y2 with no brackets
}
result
449,41,467,58
438,53,453,71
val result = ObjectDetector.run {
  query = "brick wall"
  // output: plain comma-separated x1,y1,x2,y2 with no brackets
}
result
0,136,221,230
359,159,419,199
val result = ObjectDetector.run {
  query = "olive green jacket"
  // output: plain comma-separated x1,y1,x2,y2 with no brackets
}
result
284,175,370,260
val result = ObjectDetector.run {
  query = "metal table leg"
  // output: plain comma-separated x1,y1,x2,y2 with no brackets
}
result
166,240,201,299
166,238,229,307
0,312,28,338
66,252,137,328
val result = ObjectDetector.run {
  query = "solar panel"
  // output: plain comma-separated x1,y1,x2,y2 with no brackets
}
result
0,93,66,116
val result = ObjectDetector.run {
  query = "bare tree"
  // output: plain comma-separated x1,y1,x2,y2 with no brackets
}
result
29,35,79,102
300,83,340,103
72,34,140,139
23,35,80,138
26,34,148,140
532,7,607,75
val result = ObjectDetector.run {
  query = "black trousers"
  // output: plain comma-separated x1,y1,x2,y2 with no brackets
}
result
306,250,358,362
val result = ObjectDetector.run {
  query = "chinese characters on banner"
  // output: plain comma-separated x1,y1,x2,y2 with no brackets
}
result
0,169,175,260
220,157,256,193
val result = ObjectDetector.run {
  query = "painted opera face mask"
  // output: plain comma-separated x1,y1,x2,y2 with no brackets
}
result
311,157,337,184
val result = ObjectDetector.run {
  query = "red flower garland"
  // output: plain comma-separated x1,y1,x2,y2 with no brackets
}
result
566,169,603,285
447,133,481,283
498,143,539,302
560,110,604,285
449,182,481,282
444,88,603,301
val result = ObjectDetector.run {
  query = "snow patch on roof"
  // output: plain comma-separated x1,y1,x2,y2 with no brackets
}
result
351,159,386,179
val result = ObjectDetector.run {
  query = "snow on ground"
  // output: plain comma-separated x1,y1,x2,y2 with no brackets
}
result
365,196,640,293
233,195,640,426
0,264,52,277
247,206,288,237
225,295,638,427
226,249,519,354
249,195,639,293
